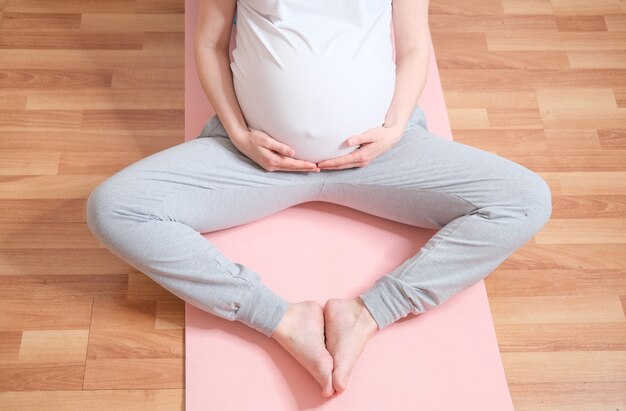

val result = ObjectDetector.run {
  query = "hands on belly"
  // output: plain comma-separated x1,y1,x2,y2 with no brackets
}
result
230,127,321,173
315,123,406,170
231,123,405,173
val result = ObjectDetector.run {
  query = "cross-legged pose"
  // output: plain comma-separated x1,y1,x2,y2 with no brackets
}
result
86,0,552,398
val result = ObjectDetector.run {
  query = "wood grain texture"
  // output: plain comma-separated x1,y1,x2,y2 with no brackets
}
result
0,0,624,409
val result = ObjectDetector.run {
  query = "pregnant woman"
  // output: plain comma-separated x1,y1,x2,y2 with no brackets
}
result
86,0,552,399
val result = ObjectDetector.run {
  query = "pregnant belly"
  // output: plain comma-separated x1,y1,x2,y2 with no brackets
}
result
232,56,396,163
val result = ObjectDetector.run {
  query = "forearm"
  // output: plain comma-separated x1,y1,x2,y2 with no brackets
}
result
383,49,430,132
194,46,249,143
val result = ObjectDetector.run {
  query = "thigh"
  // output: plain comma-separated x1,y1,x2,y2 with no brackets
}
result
320,117,546,228
92,126,325,233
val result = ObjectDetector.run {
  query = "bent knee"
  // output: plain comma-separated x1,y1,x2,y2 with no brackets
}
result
86,175,167,241
85,177,143,239
512,170,553,232
85,180,119,242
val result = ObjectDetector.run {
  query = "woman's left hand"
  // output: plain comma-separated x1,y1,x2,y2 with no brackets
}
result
316,123,404,170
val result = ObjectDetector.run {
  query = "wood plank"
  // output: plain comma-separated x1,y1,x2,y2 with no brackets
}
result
80,13,183,32
430,14,557,32
87,329,183,359
453,129,549,154
487,31,626,51
25,89,184,110
137,0,184,14
493,152,626,171
90,296,157,330
0,93,26,109
155,300,184,330
502,351,626,384
448,107,490,129
495,322,626,351
439,68,626,89
142,32,185,50
0,12,82,31
444,90,538,108
0,249,133,275
555,15,607,32
509,382,626,411
4,0,136,13
544,129,601,152
536,88,617,110
0,131,181,152
0,275,129,299
487,107,544,129
0,174,114,199
83,358,183,389
431,0,505,16
0,110,82,130
0,49,184,70
81,109,183,130
127,272,184,301
436,49,570,69
0,223,104,248
536,218,626,244
18,330,89,363
605,14,626,31
502,243,626,269
490,295,626,324
0,199,90,223
0,331,22,362
543,171,626,195
550,0,626,17
0,32,144,50
111,69,183,89
0,389,184,411
0,362,85,390
501,0,554,16
0,151,60,176
485,268,626,296
598,128,626,149
0,297,93,331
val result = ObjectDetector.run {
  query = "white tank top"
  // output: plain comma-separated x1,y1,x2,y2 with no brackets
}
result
230,0,396,163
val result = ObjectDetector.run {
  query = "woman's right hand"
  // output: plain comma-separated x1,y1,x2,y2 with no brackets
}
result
230,128,321,173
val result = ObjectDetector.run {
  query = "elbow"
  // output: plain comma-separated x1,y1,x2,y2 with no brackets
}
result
395,47,429,68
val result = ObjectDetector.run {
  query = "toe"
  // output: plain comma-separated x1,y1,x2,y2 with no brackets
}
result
332,368,347,392
322,379,334,397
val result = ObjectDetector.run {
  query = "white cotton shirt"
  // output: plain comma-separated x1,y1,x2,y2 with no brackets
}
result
230,0,396,163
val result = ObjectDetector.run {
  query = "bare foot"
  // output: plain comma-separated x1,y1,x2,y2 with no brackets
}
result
323,297,379,394
271,301,335,397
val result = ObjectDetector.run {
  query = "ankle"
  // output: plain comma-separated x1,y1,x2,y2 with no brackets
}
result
354,298,378,335
271,303,295,341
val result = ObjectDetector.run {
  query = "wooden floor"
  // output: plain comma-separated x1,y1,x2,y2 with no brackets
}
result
0,0,624,409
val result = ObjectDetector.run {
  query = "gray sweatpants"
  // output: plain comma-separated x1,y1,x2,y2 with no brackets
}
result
86,105,552,338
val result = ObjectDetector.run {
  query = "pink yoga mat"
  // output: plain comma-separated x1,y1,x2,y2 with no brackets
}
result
184,1,514,409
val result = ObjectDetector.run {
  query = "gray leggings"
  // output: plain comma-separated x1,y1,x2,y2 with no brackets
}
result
86,105,552,338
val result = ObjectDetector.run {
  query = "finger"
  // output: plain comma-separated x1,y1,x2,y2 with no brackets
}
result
264,149,319,170
317,152,359,168
318,145,375,167
276,166,321,172
259,135,295,157
346,135,364,147
346,129,378,147
279,155,320,170
319,161,364,170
